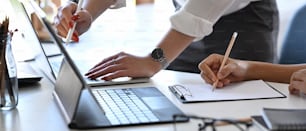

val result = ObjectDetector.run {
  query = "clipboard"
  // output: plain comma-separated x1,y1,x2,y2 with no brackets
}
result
168,80,286,103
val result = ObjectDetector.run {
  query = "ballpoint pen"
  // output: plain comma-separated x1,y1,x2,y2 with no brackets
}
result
65,0,84,44
212,32,238,91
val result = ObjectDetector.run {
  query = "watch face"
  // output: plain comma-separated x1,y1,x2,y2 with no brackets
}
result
151,48,164,60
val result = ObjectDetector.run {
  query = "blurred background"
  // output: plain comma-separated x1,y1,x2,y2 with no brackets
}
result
21,0,306,62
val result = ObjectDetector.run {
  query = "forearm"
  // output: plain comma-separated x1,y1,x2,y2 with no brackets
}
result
82,0,116,21
245,61,306,83
157,29,195,63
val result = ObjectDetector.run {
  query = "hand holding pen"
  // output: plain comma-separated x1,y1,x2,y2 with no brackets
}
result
212,32,238,91
65,0,84,44
54,0,92,42
199,53,253,90
198,32,244,90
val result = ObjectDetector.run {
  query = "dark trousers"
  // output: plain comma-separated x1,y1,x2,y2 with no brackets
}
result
167,0,279,73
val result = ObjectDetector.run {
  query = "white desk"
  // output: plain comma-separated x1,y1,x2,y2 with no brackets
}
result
3,1,306,131
1,70,306,131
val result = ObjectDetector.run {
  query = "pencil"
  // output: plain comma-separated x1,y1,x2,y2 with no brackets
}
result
65,0,84,44
212,32,238,91
0,17,9,107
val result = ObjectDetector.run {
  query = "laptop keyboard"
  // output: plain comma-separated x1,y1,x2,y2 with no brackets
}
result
92,88,159,125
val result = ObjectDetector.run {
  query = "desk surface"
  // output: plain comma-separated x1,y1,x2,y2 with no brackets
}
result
3,1,306,131
1,70,306,131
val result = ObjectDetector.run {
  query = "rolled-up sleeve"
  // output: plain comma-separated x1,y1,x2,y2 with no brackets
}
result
170,0,235,41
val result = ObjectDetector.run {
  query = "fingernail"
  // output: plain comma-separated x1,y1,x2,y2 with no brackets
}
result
72,35,79,42
71,15,80,21
73,32,78,36
69,21,74,28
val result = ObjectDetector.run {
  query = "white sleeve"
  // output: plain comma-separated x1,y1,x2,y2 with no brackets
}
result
109,0,126,9
170,0,236,41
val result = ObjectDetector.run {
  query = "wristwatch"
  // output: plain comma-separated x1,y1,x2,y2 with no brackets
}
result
151,48,169,69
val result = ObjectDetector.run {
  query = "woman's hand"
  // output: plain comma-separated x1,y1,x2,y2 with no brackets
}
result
198,54,248,88
85,52,161,81
289,69,306,95
54,1,92,42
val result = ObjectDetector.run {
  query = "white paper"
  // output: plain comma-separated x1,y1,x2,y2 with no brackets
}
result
174,80,285,102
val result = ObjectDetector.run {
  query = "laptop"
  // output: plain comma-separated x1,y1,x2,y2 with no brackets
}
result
7,0,43,84
26,0,188,129
23,1,149,86
17,62,42,84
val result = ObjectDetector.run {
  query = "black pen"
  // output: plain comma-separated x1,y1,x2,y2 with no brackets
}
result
169,86,186,100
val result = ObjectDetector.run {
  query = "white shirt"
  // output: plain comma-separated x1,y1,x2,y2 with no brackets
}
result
171,0,259,41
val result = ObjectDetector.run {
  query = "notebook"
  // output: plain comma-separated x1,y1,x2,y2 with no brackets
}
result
25,0,149,86
26,0,188,129
261,108,306,131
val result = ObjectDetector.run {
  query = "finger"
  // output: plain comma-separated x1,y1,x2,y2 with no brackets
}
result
289,73,299,94
200,72,214,84
87,64,124,79
91,53,122,69
101,70,131,81
217,63,236,79
219,79,231,87
86,57,119,75
289,85,299,94
201,54,223,65
200,64,218,82
289,81,302,94
87,55,127,78
72,32,79,42
211,79,227,88
72,11,88,23
288,85,300,94
56,22,68,38
58,3,77,33
213,78,232,89
58,11,73,34
54,13,66,37
216,81,224,88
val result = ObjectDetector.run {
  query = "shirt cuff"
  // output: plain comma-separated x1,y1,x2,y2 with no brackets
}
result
170,9,214,41
110,0,126,9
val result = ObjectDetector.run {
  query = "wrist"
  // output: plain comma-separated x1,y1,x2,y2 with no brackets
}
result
150,48,169,69
243,61,260,80
143,55,163,77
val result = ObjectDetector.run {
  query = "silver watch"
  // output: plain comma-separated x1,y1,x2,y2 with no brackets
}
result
151,48,169,69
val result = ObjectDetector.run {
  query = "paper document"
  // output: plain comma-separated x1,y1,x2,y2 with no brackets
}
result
169,80,286,103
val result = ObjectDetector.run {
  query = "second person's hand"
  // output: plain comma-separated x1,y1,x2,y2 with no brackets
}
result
85,52,161,81
54,1,92,42
198,54,248,88
289,69,306,95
